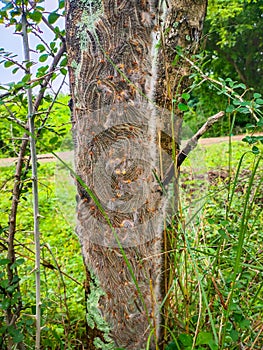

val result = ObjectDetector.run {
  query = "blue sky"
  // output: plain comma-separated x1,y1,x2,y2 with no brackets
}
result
0,0,68,92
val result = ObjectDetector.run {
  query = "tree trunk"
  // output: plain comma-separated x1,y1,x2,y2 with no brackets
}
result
66,1,207,349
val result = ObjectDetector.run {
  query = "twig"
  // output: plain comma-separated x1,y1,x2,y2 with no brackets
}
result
28,0,65,43
181,54,259,122
0,55,27,72
1,234,82,286
211,276,227,310
0,87,24,100
2,103,26,129
162,111,225,187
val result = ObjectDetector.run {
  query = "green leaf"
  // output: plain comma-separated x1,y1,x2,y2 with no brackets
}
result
59,0,65,9
233,99,241,106
178,103,189,112
39,54,49,62
181,93,190,101
255,98,263,105
15,22,22,31
4,60,14,68
36,44,45,53
37,65,49,75
15,258,25,266
245,123,255,129
165,342,178,350
253,93,261,99
60,57,67,67
237,107,250,114
49,136,59,145
0,258,10,265
233,83,246,90
226,104,234,113
0,279,9,289
242,136,251,144
13,331,24,343
60,68,67,76
48,12,60,24
22,74,31,83
178,333,193,346
50,42,56,51
25,61,34,69
218,229,226,237
239,319,250,330
196,332,218,350
252,146,259,154
10,9,21,18
29,10,42,22
230,329,239,342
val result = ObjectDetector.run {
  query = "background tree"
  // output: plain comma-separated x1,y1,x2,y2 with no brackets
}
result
184,0,263,136
66,1,207,349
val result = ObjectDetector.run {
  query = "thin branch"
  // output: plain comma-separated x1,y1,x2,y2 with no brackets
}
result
0,56,27,72
162,111,225,187
22,12,41,350
41,16,66,43
34,41,66,109
6,137,28,350
0,87,24,100
30,29,53,55
2,103,26,129
38,74,67,131
28,0,65,43
177,111,225,166
181,54,259,122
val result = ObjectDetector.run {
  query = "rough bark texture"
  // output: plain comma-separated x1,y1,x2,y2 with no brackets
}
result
66,1,207,349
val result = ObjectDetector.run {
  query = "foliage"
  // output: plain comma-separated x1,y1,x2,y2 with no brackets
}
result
166,139,263,349
183,0,263,136
204,0,263,92
0,94,72,158
0,0,69,159
0,163,87,349
181,58,263,136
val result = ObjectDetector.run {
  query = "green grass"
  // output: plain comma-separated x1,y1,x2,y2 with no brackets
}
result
170,140,263,349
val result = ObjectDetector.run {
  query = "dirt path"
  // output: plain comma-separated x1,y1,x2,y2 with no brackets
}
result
0,134,261,167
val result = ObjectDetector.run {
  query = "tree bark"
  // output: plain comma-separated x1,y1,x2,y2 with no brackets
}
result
66,1,207,349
